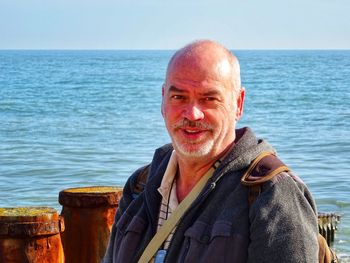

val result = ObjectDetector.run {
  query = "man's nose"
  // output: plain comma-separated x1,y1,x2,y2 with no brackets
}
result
183,103,204,121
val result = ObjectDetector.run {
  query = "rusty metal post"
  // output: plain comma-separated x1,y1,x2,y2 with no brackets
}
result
0,207,65,263
59,186,122,263
317,212,340,246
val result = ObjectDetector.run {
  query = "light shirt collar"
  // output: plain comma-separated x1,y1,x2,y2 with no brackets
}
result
157,150,179,211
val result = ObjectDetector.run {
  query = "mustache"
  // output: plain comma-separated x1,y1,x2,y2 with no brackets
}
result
172,119,214,130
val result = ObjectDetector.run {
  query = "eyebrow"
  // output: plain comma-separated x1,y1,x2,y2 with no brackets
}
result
200,90,222,97
168,85,185,93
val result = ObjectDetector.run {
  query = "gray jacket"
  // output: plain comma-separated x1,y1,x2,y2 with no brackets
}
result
103,127,319,263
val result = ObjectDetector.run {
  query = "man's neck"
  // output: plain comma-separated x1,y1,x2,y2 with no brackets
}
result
175,143,234,202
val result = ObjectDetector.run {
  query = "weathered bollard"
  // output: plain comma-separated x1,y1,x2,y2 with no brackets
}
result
0,207,65,263
59,186,123,263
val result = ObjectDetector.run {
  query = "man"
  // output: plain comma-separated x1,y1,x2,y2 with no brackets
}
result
103,40,319,262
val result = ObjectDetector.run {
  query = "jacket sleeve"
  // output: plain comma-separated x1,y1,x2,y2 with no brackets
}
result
101,165,149,263
247,172,319,263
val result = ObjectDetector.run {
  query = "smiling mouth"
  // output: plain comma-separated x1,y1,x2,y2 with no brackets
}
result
184,129,202,134
181,128,207,137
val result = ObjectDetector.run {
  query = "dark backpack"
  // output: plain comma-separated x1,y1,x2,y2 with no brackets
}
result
133,152,338,263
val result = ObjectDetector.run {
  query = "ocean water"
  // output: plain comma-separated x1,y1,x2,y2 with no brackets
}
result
1,50,349,260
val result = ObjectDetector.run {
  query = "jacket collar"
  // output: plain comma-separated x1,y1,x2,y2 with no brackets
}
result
143,127,274,233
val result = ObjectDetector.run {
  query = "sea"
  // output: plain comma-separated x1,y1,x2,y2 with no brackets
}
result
1,50,349,260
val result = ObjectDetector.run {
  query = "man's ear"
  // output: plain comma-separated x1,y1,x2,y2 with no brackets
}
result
235,87,245,120
161,84,165,116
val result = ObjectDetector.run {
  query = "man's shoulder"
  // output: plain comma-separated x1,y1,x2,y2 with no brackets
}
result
153,143,173,158
124,143,173,199
129,143,173,186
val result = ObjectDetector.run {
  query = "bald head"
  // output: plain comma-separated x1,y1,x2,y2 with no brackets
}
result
166,40,241,93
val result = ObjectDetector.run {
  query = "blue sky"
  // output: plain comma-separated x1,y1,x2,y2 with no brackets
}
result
0,0,349,49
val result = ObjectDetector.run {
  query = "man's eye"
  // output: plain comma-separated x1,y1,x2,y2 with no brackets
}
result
171,95,184,100
204,97,217,102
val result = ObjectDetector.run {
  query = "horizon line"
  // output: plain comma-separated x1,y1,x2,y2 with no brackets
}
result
0,48,350,52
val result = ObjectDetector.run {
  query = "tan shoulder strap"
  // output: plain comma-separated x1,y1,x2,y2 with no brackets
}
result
138,164,216,263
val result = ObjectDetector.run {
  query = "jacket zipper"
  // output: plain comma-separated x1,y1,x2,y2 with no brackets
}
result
179,238,190,263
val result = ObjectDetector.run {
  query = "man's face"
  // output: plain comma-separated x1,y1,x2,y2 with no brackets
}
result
162,55,244,160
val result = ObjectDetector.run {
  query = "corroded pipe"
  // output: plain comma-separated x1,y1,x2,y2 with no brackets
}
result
0,207,65,263
59,186,123,263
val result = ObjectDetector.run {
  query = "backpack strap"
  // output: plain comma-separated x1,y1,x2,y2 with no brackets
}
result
132,164,150,197
241,151,290,185
241,151,290,206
